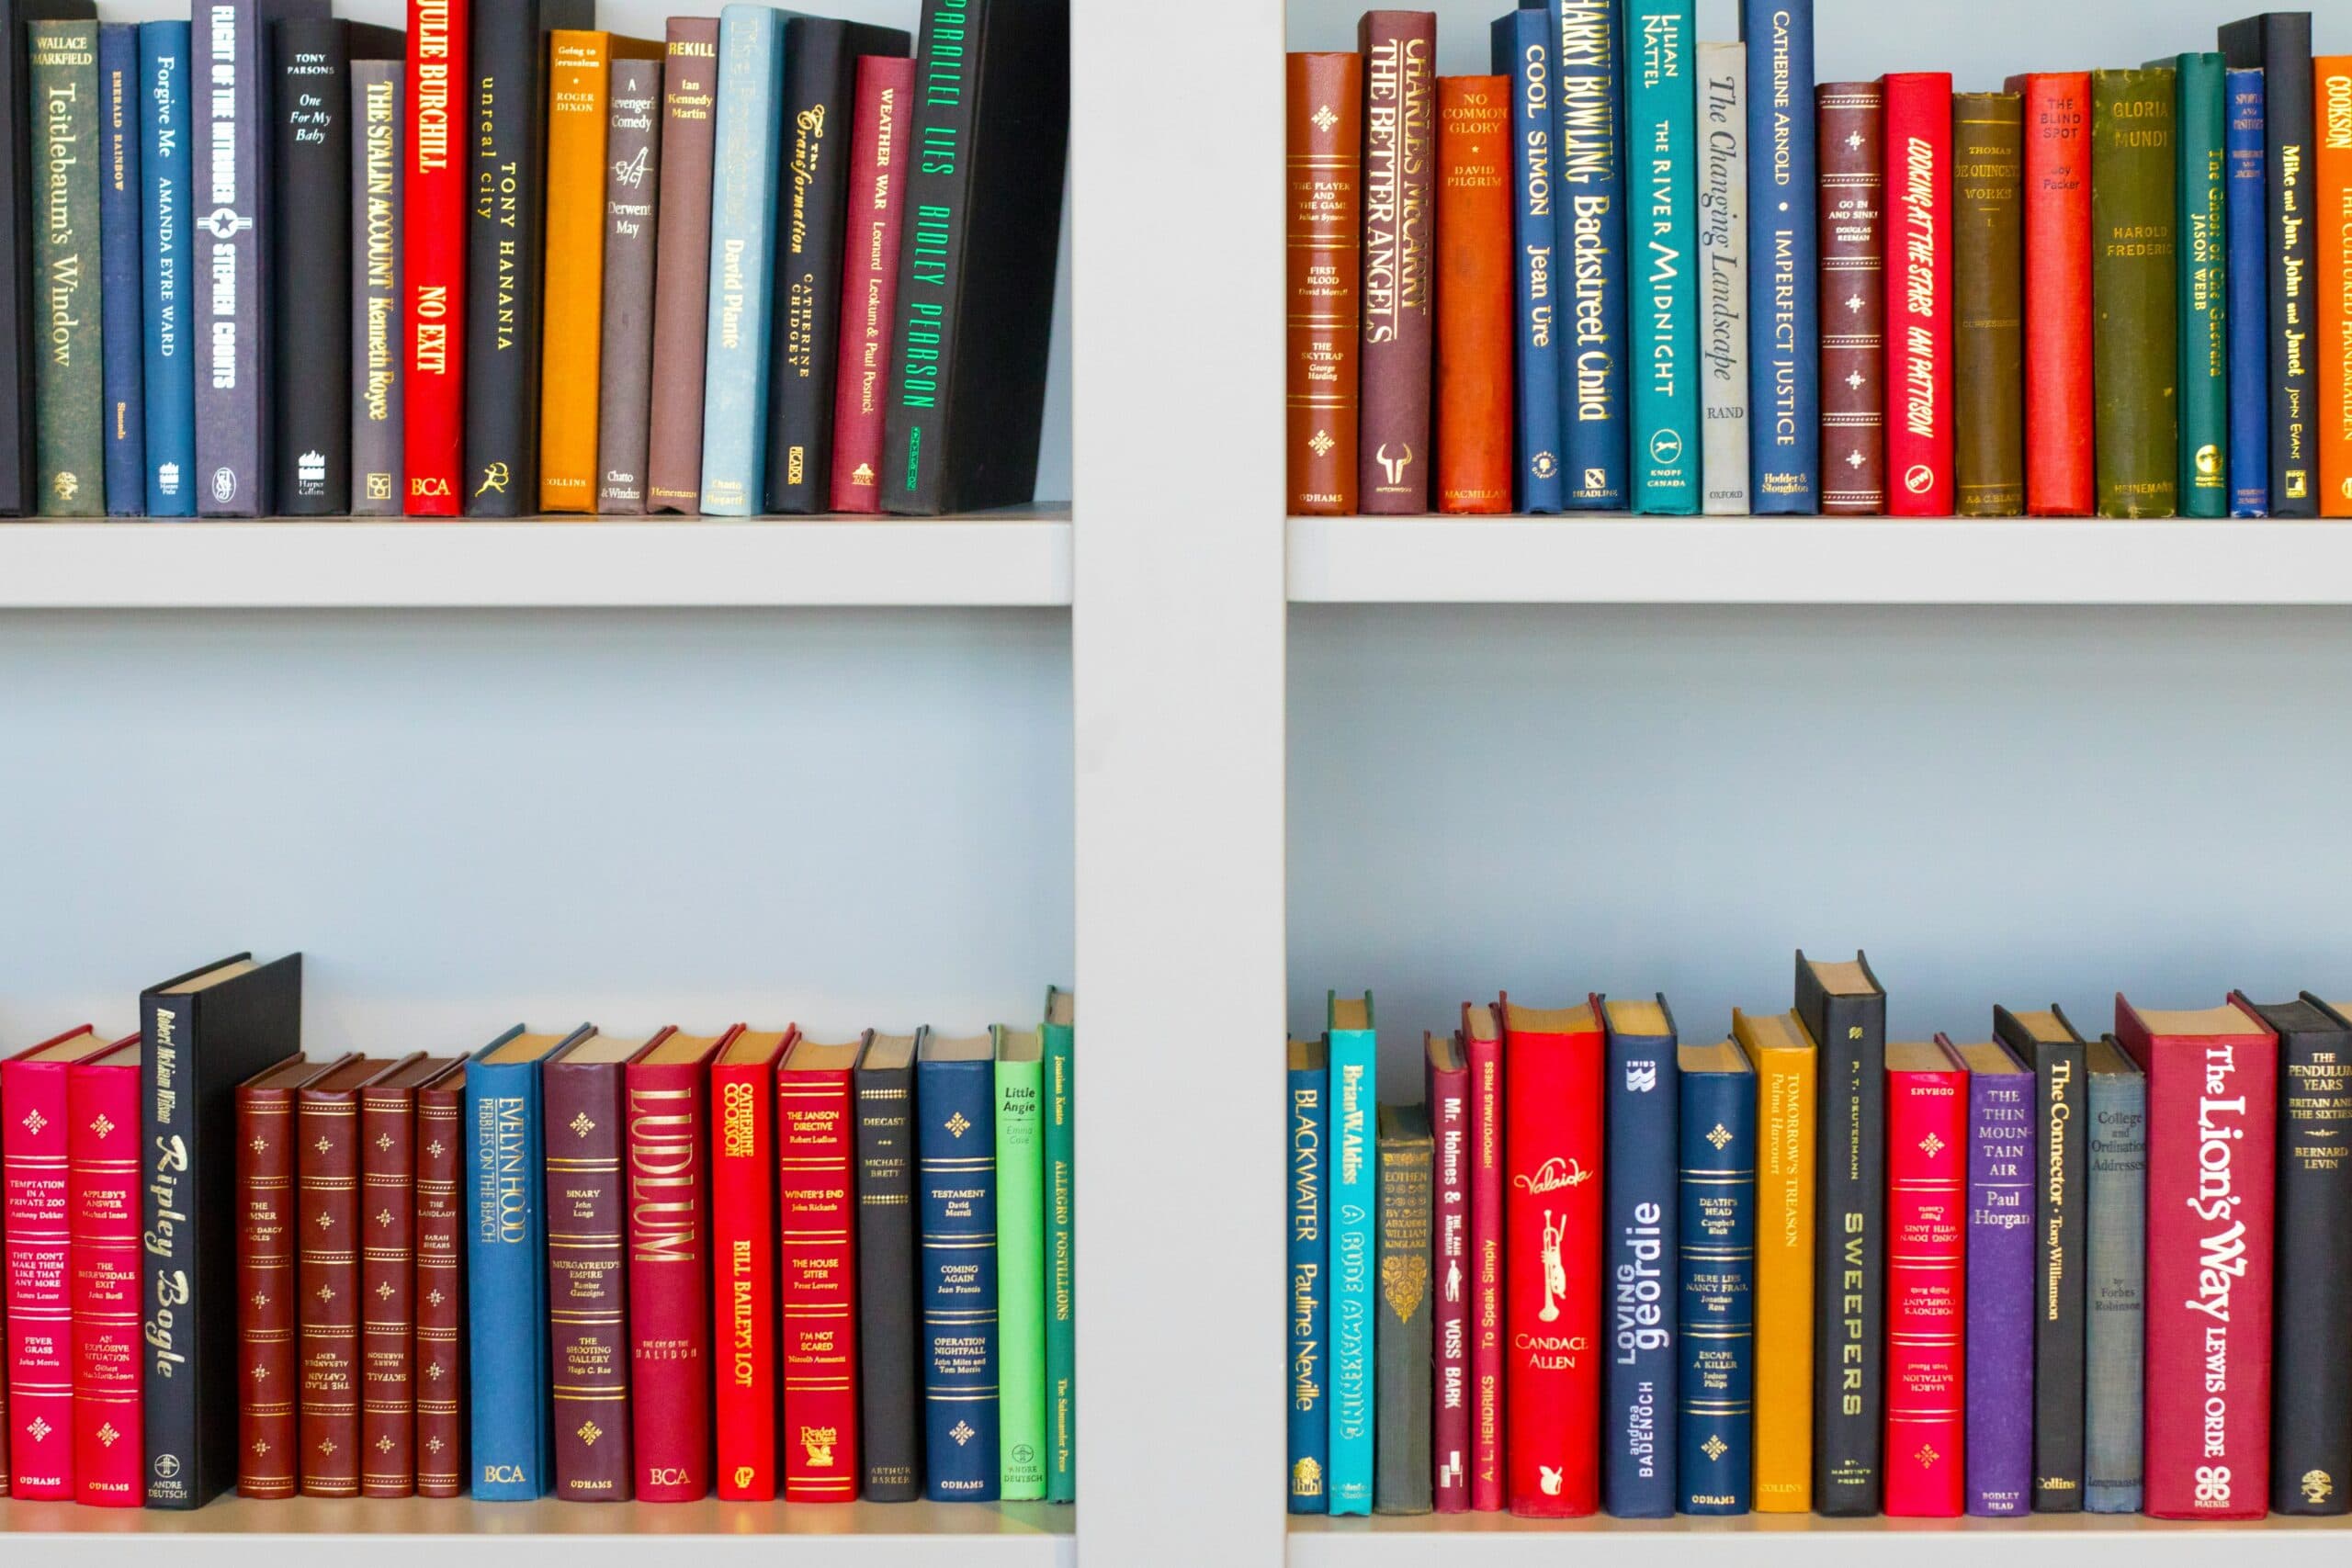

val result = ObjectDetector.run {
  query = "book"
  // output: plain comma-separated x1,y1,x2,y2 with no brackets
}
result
1991,1006,2088,1511
627,1029,723,1502
1677,1037,1755,1515
2221,12,2317,513
644,17,720,513
1042,987,1074,1504
2225,68,2269,515
1739,0,1817,511
699,5,792,516
64,1039,141,1506
1494,11,1563,515
413,1056,468,1497
97,23,141,515
763,16,910,514
1698,44,1748,516
1883,1039,1966,1518
1326,993,1376,1515
2173,53,2231,516
544,1029,651,1500
298,1055,412,1496
1951,1038,2030,1517
399,0,466,513
1882,72,1952,516
1287,1038,1329,1514
358,1055,454,1499
1286,51,1361,515
2321,59,2352,515
1464,1001,1503,1511
137,19,195,515
1732,1009,1814,1512
1795,950,1884,1514
2091,68,2179,518
593,57,664,513
1952,91,2023,516
1551,0,1629,510
1623,0,1697,513
710,1026,786,1501
2256,996,2352,1512
1359,10,1435,514
1373,1103,1432,1515
1499,995,1603,1517
828,54,914,513
28,19,101,516
995,1025,1046,1500
2007,72,2094,514
876,0,1069,515
1817,82,1885,513
2083,1032,2145,1513
350,60,402,514
1425,1031,1468,1513
1600,995,1678,1518
854,1030,922,1502
138,955,303,1507
1435,73,1511,513
2116,995,2276,1518
917,1031,1000,1500
779,1030,865,1502
235,1055,339,1498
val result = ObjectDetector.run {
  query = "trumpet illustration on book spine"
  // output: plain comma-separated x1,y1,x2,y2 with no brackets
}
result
1539,1209,1567,1323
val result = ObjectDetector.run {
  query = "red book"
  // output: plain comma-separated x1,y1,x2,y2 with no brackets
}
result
66,1037,142,1506
300,1056,413,1497
1883,1041,1968,1517
5,1026,120,1497
412,1057,469,1497
778,1032,863,1501
828,56,916,513
711,1026,786,1499
628,1029,728,1501
358,1055,457,1498
1435,75,1512,513
2006,72,2094,515
1498,995,1603,1517
401,0,469,513
1882,73,1954,515
1464,1003,1504,1512
2115,994,2278,1519
236,1055,341,1498
1426,1031,1470,1513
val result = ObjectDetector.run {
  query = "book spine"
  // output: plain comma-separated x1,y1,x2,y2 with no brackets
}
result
1952,92,2023,516
711,1055,778,1500
139,22,197,516
1285,51,1362,514
98,24,142,515
1502,1021,1603,1517
1496,13,1564,514
1750,1040,1814,1511
29,22,102,517
1467,1023,1504,1510
66,1060,140,1506
538,31,610,513
2319,59,2352,516
917,1055,998,1501
459,0,550,515
1429,1055,1468,1513
1882,1065,1965,1517
1882,73,1953,516
2225,69,2269,515
2083,1066,2144,1513
187,0,267,514
2033,1040,2088,1509
413,1079,465,1497
1623,0,1698,513
543,1059,631,1500
1326,1021,1376,1514
625,1060,710,1501
467,1060,551,1500
1287,1058,1329,1513
1964,1066,2031,1516
1435,75,1513,514
0,0,42,514
1816,82,1885,513
1373,1118,1432,1515
358,1083,417,1497
1552,0,1628,508
235,1082,299,1497
297,1084,364,1496
1602,1030,1677,1518
2090,69,2179,517
274,22,351,516
2249,16,2318,513
645,17,720,513
350,62,402,514
1358,11,1436,514
403,0,466,515
1809,990,1884,1514
1676,1066,1753,1515
139,995,199,1506
3,1060,72,1496
996,1052,1045,1499
593,57,662,513
2178,54,2231,517
778,1065,859,1503
699,6,786,516
2015,73,2094,514
1739,0,1816,511
1698,45,1748,516
1042,1010,1075,1504
2273,1022,2352,1511
853,1058,920,1502
828,55,912,514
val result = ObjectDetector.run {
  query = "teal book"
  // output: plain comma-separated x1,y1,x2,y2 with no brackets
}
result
1042,987,1075,1503
2167,51,2229,517
28,19,102,515
1677,1038,1755,1513
1623,0,1699,513
1326,991,1376,1516
994,1023,1046,1500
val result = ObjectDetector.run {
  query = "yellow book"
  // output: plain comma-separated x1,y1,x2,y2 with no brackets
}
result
1734,1008,1815,1511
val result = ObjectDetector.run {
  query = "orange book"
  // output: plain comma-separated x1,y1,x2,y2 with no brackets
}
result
1435,75,1511,513
2318,57,2352,515
540,30,663,512
1734,1009,1816,1512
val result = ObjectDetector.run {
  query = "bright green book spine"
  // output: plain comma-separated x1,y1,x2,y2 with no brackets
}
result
2169,52,2228,517
29,20,103,517
1042,987,1076,1503
1624,0,1699,513
994,1026,1047,1499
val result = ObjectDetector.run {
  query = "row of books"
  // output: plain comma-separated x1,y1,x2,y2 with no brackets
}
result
0,954,1077,1507
3,0,1066,521
1287,954,2342,1521
1284,4,2348,520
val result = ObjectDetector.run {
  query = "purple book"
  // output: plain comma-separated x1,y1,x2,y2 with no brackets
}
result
1951,1037,2034,1516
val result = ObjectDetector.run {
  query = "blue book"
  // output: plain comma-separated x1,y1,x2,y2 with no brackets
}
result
1600,996,1677,1517
2224,67,2268,517
1738,0,1817,511
1623,0,1700,513
1676,1037,1754,1515
98,24,143,515
1287,1038,1329,1513
138,22,195,517
466,1022,585,1500
1325,992,1376,1516
918,1031,1001,1500
1496,10,1564,513
699,5,797,515
1546,0,1629,508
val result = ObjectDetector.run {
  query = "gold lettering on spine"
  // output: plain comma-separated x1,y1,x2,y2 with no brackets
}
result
628,1088,698,1263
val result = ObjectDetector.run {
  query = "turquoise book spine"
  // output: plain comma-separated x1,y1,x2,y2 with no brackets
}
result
1623,0,1699,513
696,5,794,514
2170,51,2228,518
1326,992,1376,1516
465,1025,571,1500
1042,987,1076,1503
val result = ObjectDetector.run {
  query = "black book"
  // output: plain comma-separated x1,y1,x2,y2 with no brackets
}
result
878,0,1067,515
854,1028,924,1502
1795,948,1885,1517
2262,995,2352,1512
462,0,594,515
1374,1103,1433,1515
1994,1003,2089,1511
2219,12,2317,515
763,17,909,513
271,19,401,515
0,0,97,514
139,952,302,1509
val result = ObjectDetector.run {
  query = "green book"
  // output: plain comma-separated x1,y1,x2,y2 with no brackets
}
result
28,19,102,517
2091,67,2178,518
1623,0,1700,514
1042,986,1076,1503
993,1021,1047,1499
2165,52,2229,517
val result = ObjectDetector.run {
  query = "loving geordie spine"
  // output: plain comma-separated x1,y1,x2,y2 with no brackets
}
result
1815,82,1883,513
401,0,465,513
1285,51,1361,514
1601,1003,1678,1518
1357,10,1434,514
1739,0,1816,511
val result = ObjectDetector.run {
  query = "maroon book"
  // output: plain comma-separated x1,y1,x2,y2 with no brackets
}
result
828,54,915,513
644,18,721,513
1464,1002,1504,1511
1356,9,1436,513
235,1055,340,1498
627,1030,726,1502
412,1057,469,1497
1818,81,1888,513
358,1055,458,1498
1426,1031,1470,1511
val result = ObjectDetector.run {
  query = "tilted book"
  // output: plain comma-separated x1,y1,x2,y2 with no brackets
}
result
545,1030,651,1501
1425,1033,1468,1512
780,1032,866,1503
2256,996,2352,1513
1882,72,1953,517
1042,988,1075,1503
828,54,914,513
1600,996,1678,1517
2318,59,2352,516
593,57,664,513
1951,92,2023,517
1732,1010,1814,1511
1358,10,1435,515
1951,1038,2030,1517
401,0,467,513
1287,1039,1329,1514
711,1027,786,1500
1883,1040,1966,1518
66,1039,144,1505
1991,1005,2087,1510
1739,0,1817,511
2221,11,2317,513
1284,52,1361,515
916,1032,1000,1500
349,61,403,515
412,1057,469,1497
28,20,102,516
2171,53,2231,517
236,1055,339,1497
359,1055,458,1499
2224,69,2268,515
1676,1038,1753,1515
1816,82,1884,513
1464,1002,1503,1510
97,23,143,515
1433,74,1511,514
1697,44,1748,516
1623,0,1698,513
628,1030,725,1501
644,17,721,513
1795,950,1884,1514
1494,11,1563,515
854,1031,922,1502
1325,994,1377,1514
699,4,793,515
2090,68,2179,517
2082,1032,2145,1513
138,19,195,515
994,1026,1046,1499
1551,0,1628,509
2007,73,2094,514
1373,1104,1432,1515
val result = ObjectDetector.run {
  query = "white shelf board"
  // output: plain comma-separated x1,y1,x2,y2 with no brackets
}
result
0,511,1072,609
1287,517,2352,605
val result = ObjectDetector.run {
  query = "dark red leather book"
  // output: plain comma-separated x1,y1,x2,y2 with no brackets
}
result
412,1057,469,1497
1426,1031,1470,1511
628,1029,727,1502
1464,1003,1503,1512
1357,10,1436,513
2116,995,2277,1519
828,56,915,513
712,1026,787,1499
1435,75,1512,513
2006,72,2094,514
1818,82,1887,513
1499,996,1603,1517
65,1037,142,1506
1883,73,1954,515
778,1032,863,1501
236,1055,341,1498
1883,1041,1968,1517
358,1055,457,1498
401,0,466,513
1286,51,1362,514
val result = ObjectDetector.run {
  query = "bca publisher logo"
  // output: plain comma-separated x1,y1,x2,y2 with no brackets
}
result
210,466,237,504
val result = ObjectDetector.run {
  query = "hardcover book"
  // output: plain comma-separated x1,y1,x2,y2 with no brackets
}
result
1359,10,1435,514
1426,1032,1467,1513
1551,0,1628,509
2319,59,2352,515
400,0,467,513
2225,68,2269,515
1494,11,1563,515
1623,0,1698,513
544,1029,650,1501
1676,1037,1753,1515
628,1029,725,1502
235,1055,339,1498
2091,68,2179,517
711,1026,786,1500
2220,11,2316,513
349,60,402,515
917,1032,1001,1500
1739,0,1817,511
2082,1033,2145,1513
1434,73,1511,513
1698,43,1749,516
298,1055,413,1497
1816,82,1885,513
644,16,721,513
1325,994,1376,1514
1042,988,1075,1503
1882,72,1953,517
2172,52,2231,516
699,5,794,515
1464,1001,1503,1510
1600,995,1678,1517
413,1057,469,1497
359,1054,457,1499
1952,91,2023,516
1795,950,1884,1514
828,54,915,513
1732,1009,1814,1511
854,1031,922,1502
66,1039,143,1505
97,23,142,515
2258,996,2351,1512
2007,71,2093,514
1285,51,1362,515
1374,1104,1432,1515
1951,1038,2030,1517
28,19,102,516
138,18,195,515
1991,1006,2087,1511
995,1026,1046,1500
1883,1040,1967,1518
1288,1039,1329,1514
593,57,664,513
779,1030,865,1502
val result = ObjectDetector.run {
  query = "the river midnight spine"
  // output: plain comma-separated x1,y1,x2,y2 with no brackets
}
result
1795,952,1884,1515
1358,10,1435,514
1495,10,1562,514
1816,82,1884,513
97,23,142,515
28,19,101,516
2267,996,2352,1513
1623,0,1698,513
1739,0,1816,511
2220,11,2317,513
1952,91,2023,516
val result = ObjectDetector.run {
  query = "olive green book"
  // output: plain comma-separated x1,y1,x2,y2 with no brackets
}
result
993,1023,1047,1499
2163,52,2229,517
1042,987,1076,1503
28,19,101,516
2091,67,2178,518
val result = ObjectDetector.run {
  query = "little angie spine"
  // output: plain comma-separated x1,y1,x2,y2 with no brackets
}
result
994,1027,1046,1500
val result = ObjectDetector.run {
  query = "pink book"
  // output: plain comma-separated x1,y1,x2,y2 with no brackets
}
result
827,55,916,513
1882,71,1955,515
627,1030,727,1501
1464,1002,1504,1511
68,1040,142,1506
1883,1040,1969,1517
1426,1032,1470,1512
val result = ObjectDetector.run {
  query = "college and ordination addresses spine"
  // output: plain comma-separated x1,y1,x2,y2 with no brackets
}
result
1285,52,1362,514
1358,11,1435,514
401,0,464,514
